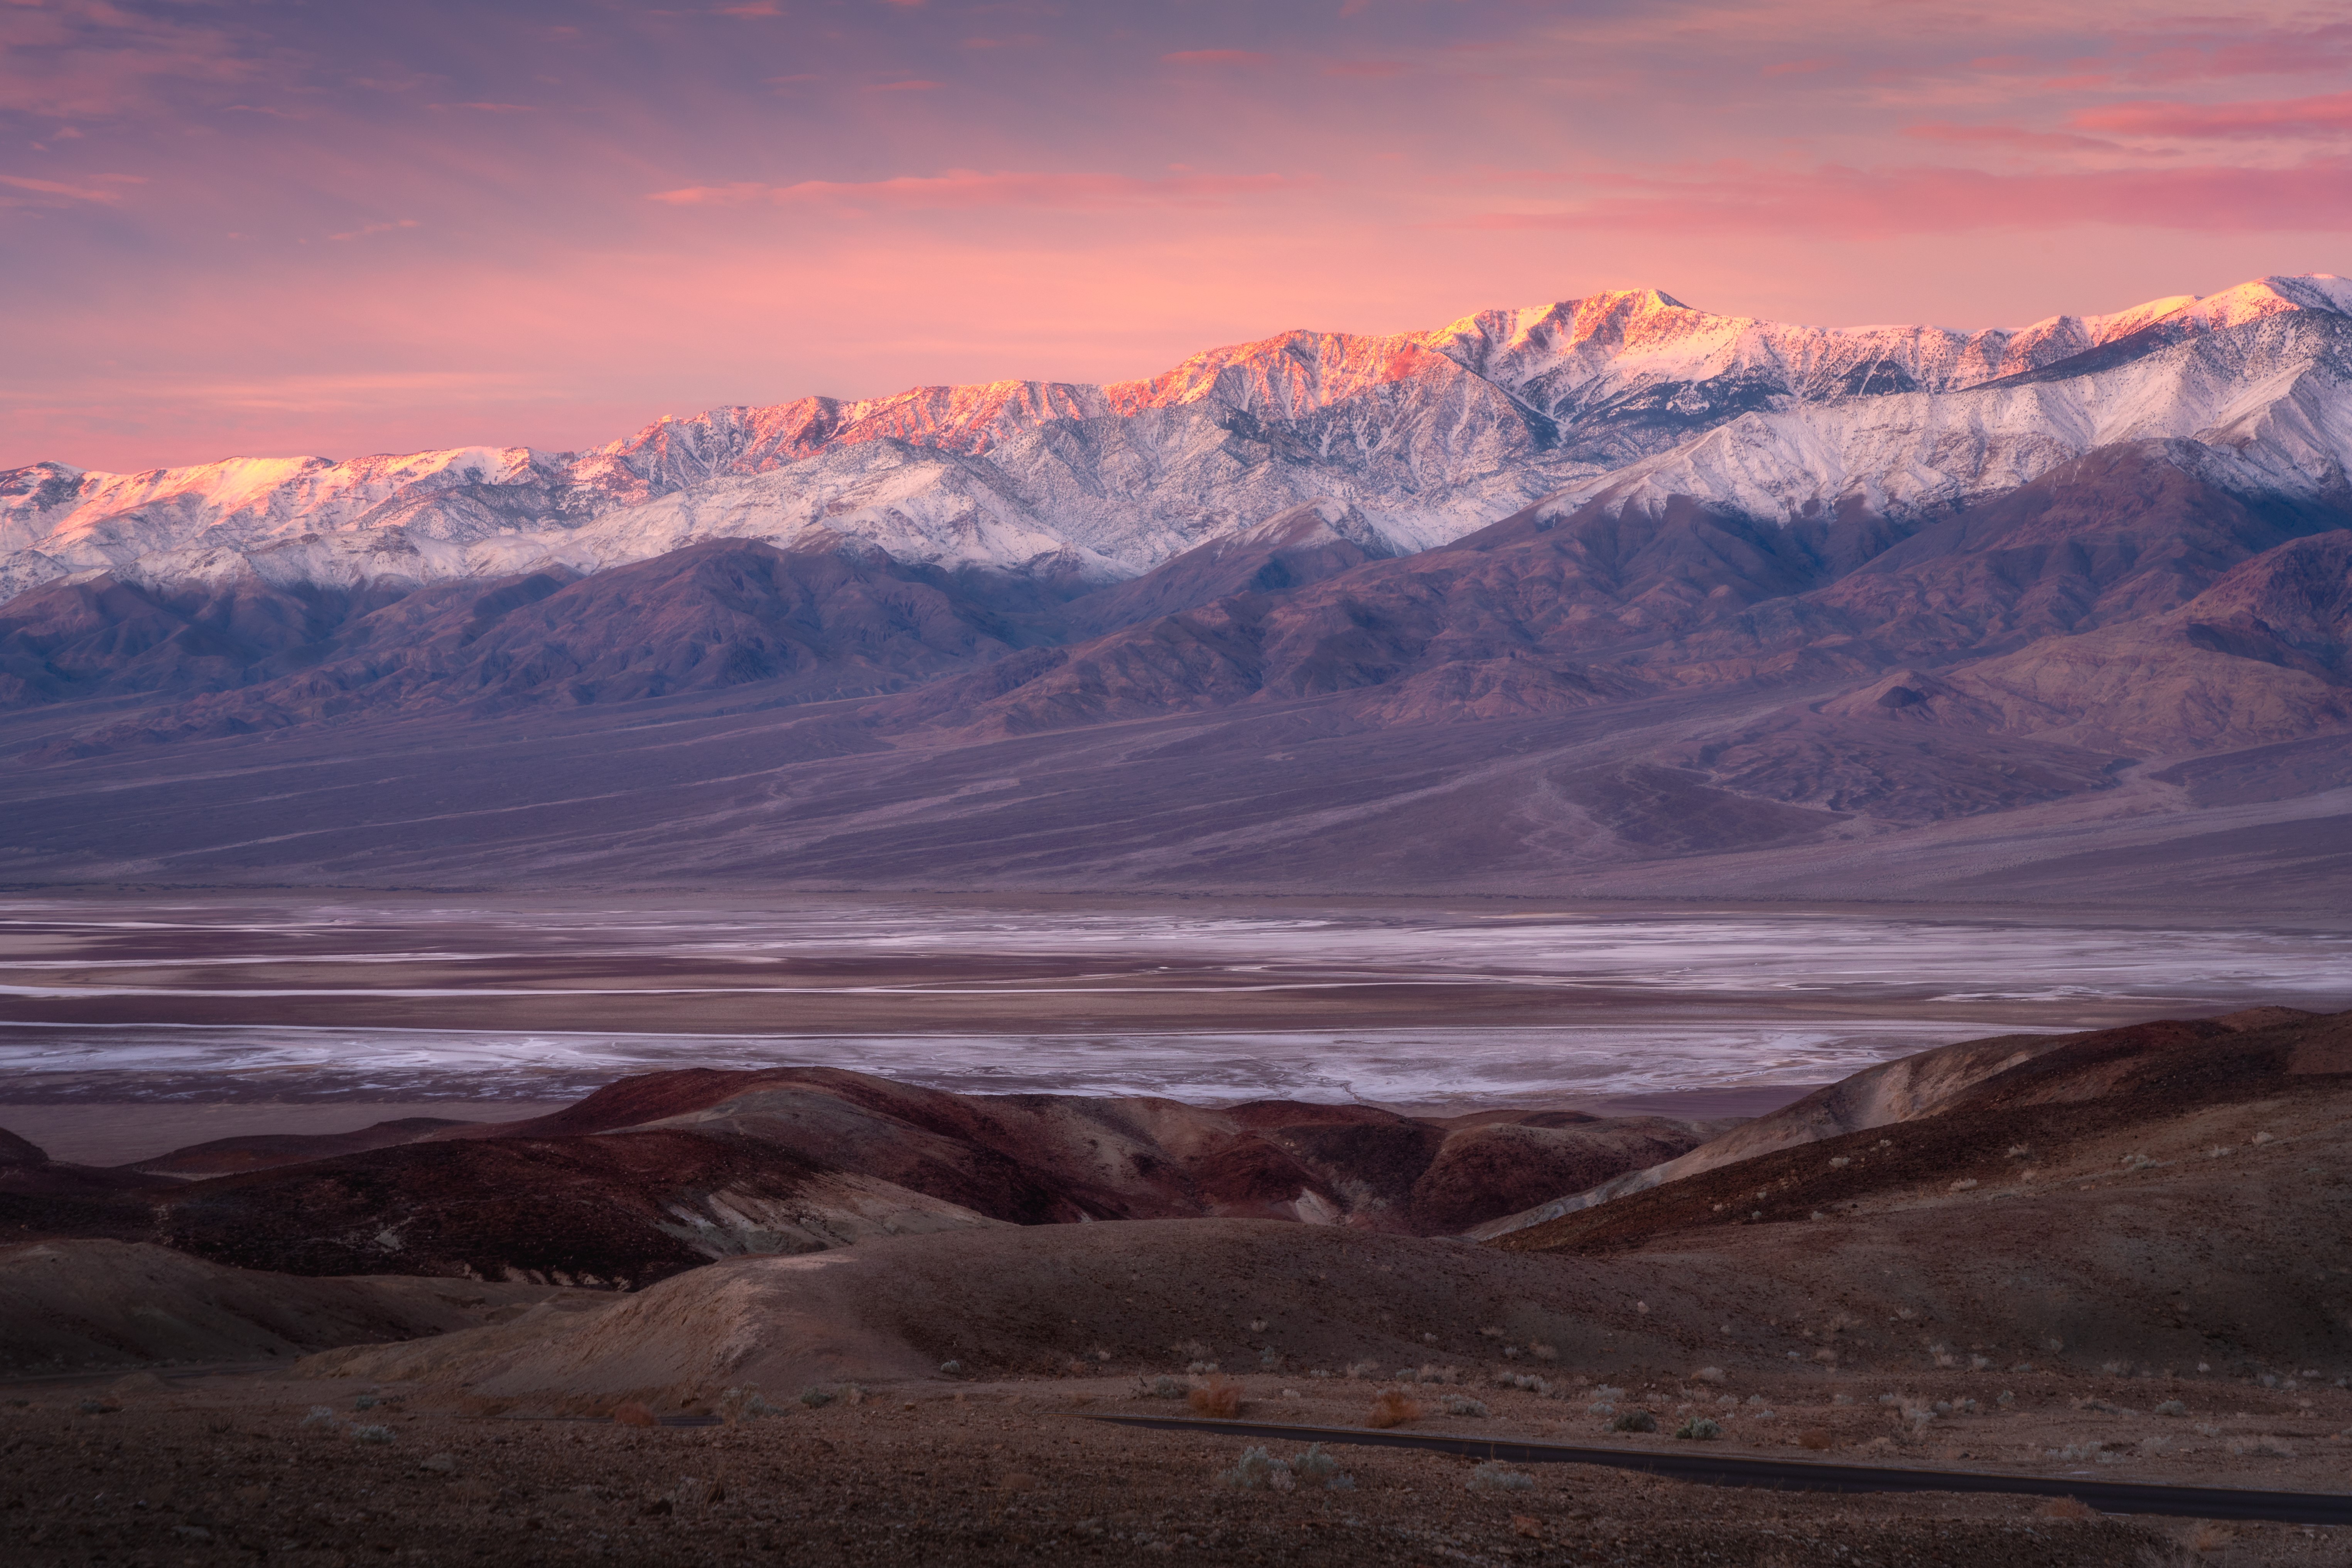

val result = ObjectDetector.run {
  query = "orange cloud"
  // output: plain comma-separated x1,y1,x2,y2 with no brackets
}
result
648,169,1298,211
1163,50,1270,67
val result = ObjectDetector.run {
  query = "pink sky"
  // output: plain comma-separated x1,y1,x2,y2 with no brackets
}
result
3,0,2349,473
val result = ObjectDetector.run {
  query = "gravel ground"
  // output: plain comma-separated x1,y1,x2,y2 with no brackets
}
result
6,1366,2349,1567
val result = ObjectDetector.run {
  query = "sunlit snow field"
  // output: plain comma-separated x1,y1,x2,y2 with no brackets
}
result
3,898,2349,1110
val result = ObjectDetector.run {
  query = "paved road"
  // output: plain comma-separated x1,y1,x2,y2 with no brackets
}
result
1085,1412,2352,1526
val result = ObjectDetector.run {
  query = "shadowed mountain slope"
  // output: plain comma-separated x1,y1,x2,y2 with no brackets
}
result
3,293,2352,901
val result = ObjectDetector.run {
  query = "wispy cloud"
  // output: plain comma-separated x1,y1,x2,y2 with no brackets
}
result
1903,122,2120,153
1454,158,2352,237
0,172,128,204
648,169,1299,211
2072,91,2352,138
1163,50,1270,67
0,0,258,118
329,218,422,241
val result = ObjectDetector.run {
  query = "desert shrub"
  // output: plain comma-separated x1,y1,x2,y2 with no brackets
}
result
1796,1428,1833,1451
1189,1376,1243,1419
1217,1446,1294,1492
2155,1400,2188,1417
1289,1444,1338,1481
1532,1344,1557,1361
2037,1497,2097,1520
1693,1366,1726,1384
1675,1417,1722,1440
798,1387,833,1409
351,1425,393,1445
1442,1396,1490,1418
1365,1390,1423,1429
1344,1361,1381,1379
354,1393,380,1411
1592,1384,1625,1401
1468,1462,1534,1494
1140,1376,1186,1399
613,1402,658,1428
2048,1441,2122,1462
1996,1390,2015,1408
1289,1444,1353,1489
939,1360,963,1376
300,1406,340,1431
1610,1409,1657,1433
717,1386,777,1423
2227,1438,2295,1458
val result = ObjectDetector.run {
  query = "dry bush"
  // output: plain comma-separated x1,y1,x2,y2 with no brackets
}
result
1796,1428,1834,1451
2185,1521,2234,1553
1366,1390,1424,1429
2036,1497,2097,1520
612,1403,658,1429
1467,1461,1535,1494
1188,1376,1243,1419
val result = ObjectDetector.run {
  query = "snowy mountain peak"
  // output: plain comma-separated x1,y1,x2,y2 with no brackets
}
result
7,276,2352,606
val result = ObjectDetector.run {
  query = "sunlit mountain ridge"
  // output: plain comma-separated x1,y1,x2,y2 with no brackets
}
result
7,276,2348,607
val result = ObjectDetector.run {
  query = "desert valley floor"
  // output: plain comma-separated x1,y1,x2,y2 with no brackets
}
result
3,896,2351,1565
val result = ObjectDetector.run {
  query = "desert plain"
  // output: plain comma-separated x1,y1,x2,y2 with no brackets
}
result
3,896,2351,1566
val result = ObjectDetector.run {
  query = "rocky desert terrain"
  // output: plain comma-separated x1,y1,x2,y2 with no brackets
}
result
4,1006,2348,1564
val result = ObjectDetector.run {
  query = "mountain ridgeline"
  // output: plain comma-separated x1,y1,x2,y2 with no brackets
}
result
2,277,2350,902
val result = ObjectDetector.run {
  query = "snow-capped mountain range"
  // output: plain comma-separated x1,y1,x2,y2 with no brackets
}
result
5,275,2350,606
